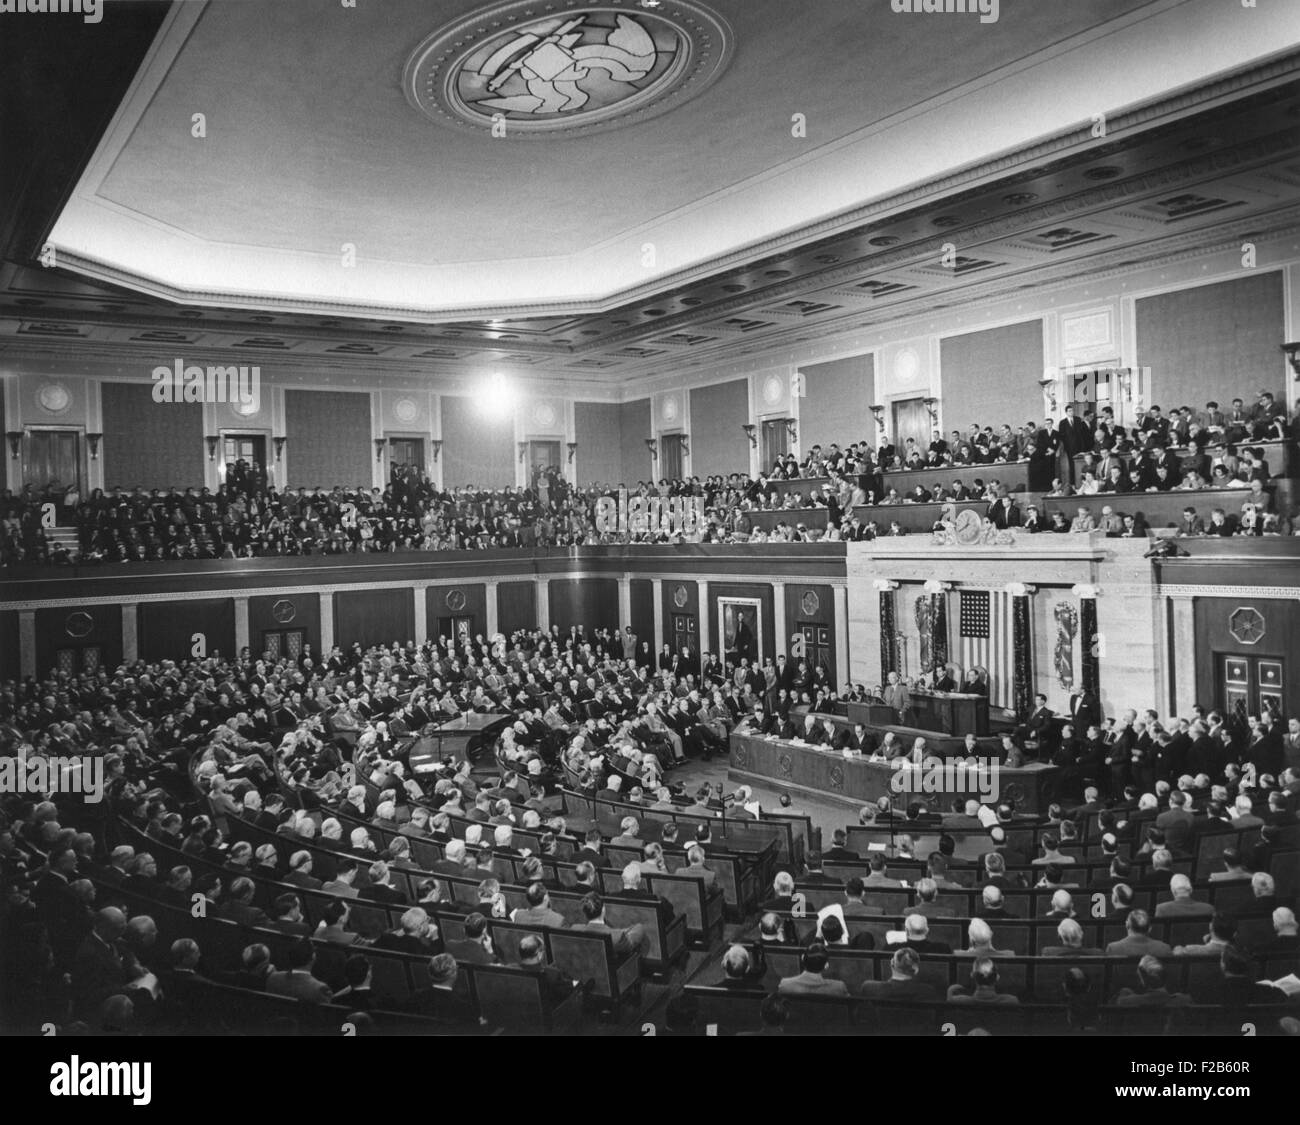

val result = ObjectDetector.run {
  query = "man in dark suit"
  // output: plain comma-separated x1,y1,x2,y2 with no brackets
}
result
977,884,1019,915
860,946,938,1002
910,878,957,918
822,829,859,864
1111,954,1191,1007
893,913,952,955
219,877,271,928
404,953,480,1023
987,495,1021,529
35,847,83,935
570,892,648,956
444,912,502,965
330,955,394,1012
1105,910,1172,958
374,906,443,956
1056,404,1092,481
1067,689,1101,735
515,933,579,1010
284,851,323,890
572,830,609,869
618,864,676,925
719,943,769,992
1155,791,1196,856
1019,694,1055,752
511,882,568,928
70,907,147,1017
358,861,407,905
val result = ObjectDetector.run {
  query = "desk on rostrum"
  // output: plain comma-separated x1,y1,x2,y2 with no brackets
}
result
728,730,1057,814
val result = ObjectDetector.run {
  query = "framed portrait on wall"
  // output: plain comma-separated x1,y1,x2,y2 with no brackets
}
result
718,597,763,667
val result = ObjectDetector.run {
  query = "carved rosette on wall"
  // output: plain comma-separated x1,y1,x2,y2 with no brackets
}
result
778,753,793,778
801,589,820,617
36,381,72,416
65,611,94,638
271,599,296,625
829,764,845,791
445,588,468,612
1002,782,1025,806
1228,606,1265,645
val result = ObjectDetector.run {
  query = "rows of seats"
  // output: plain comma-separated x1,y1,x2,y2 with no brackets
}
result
90,873,589,1030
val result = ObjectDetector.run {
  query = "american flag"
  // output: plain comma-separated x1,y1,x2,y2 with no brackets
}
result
958,589,1015,709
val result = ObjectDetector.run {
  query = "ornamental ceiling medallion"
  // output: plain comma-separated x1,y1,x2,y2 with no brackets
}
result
404,2,734,137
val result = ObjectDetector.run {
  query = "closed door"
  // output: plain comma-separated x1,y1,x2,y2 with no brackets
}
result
660,434,686,481
761,418,789,469
670,613,695,657
389,437,425,471
799,623,833,681
55,645,101,675
891,398,930,456
23,429,81,493
262,629,304,662
1219,654,1285,721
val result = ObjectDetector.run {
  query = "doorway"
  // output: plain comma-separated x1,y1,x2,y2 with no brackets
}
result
389,437,425,472
222,433,267,488
799,622,833,681
23,429,81,497
670,612,695,659
437,616,475,646
527,440,561,473
761,418,789,471
54,645,101,676
891,398,930,457
261,629,304,662
660,434,686,481
1219,653,1285,722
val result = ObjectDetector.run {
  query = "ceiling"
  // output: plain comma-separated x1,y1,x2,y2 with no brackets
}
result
3,1,1300,391
42,0,1300,316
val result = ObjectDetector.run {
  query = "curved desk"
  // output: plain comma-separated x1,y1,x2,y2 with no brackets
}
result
728,731,1058,814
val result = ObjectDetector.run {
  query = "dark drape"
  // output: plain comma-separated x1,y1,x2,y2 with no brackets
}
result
1012,594,1032,721
879,590,896,682
1080,597,1100,698
932,594,949,669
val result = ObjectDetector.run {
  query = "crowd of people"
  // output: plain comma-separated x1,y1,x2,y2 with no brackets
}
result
0,622,846,1030
4,390,1295,565
1,608,1297,1034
